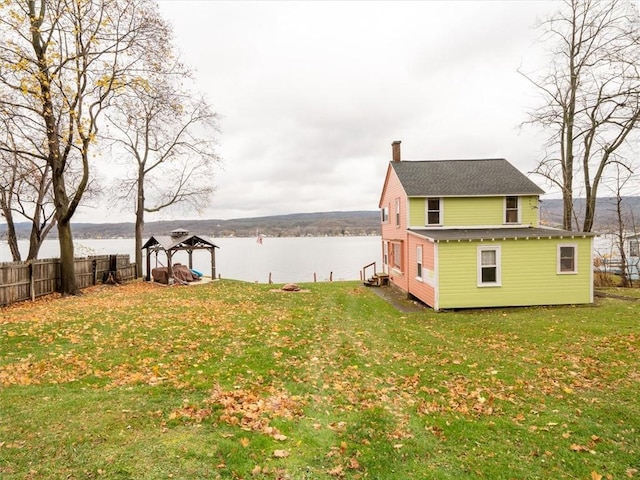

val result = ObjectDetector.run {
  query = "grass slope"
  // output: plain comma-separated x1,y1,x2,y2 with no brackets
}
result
1,281,638,479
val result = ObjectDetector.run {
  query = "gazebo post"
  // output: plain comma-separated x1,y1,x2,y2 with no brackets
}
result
167,251,174,282
211,247,216,279
188,250,193,270
145,248,151,281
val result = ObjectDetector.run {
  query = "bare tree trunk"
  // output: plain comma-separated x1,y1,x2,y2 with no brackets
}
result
1,208,21,262
134,172,145,278
57,218,77,294
27,229,41,261
561,3,578,231
0,169,21,261
26,225,45,261
51,157,78,294
583,190,598,233
562,173,573,230
29,1,77,294
616,196,630,287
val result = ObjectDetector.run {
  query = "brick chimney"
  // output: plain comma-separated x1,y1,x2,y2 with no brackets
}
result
392,140,401,162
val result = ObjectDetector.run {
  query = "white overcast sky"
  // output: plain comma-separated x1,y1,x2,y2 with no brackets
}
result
95,0,563,223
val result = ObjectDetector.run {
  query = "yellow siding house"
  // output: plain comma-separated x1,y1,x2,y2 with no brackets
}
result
378,141,595,311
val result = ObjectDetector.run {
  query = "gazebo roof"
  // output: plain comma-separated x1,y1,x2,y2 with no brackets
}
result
142,233,219,252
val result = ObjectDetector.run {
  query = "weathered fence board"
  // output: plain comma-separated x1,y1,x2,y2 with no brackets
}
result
33,258,60,298
0,255,136,307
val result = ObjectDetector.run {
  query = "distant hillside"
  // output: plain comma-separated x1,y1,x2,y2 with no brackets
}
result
540,197,640,230
3,211,382,239
2,198,638,240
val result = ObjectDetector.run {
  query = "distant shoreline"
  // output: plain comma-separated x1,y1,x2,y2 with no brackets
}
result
2,197,638,240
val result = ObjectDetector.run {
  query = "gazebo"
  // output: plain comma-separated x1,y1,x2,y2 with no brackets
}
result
141,228,219,282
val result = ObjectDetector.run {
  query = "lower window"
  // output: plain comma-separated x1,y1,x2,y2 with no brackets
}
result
558,244,577,274
478,246,501,286
391,241,403,272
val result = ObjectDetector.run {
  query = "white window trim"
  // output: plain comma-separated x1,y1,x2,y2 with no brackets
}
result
381,205,389,223
416,245,423,281
383,241,389,268
391,241,403,273
557,243,578,274
425,197,442,226
395,198,401,227
477,245,502,287
504,196,520,224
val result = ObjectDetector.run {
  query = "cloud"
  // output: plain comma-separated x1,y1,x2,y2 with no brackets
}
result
84,1,559,223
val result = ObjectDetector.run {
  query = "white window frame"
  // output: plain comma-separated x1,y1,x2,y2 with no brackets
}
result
383,241,389,267
416,245,423,281
630,239,639,257
504,196,520,224
426,197,441,226
391,241,403,272
557,244,578,274
395,198,401,227
381,205,389,223
477,245,501,287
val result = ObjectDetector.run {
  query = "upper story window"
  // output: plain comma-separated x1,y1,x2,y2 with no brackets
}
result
395,198,401,227
558,244,577,274
505,196,519,223
630,239,639,257
426,198,441,225
478,246,501,286
381,205,389,223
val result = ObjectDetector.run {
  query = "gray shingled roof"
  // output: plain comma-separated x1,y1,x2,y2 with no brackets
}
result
391,159,544,197
141,234,219,251
410,227,595,242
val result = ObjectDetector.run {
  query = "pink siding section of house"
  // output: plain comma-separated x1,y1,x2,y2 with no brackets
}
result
380,164,437,308
379,166,409,293
407,234,436,308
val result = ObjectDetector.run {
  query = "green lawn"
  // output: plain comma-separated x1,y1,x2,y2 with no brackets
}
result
1,280,638,479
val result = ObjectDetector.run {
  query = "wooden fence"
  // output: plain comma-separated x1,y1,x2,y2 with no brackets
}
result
0,254,136,307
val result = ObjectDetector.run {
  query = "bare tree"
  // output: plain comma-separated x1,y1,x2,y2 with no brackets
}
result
0,153,23,262
608,162,637,286
0,0,173,293
105,70,220,277
0,154,56,262
522,0,640,232
0,110,56,261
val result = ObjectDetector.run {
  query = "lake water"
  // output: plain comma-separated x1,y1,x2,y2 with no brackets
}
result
0,236,383,284
1,234,625,284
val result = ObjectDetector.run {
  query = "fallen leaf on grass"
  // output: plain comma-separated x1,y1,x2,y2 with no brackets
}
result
273,450,289,458
328,465,344,477
570,444,595,454
240,437,250,447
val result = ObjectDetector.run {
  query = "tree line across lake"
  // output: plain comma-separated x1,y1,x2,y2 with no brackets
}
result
3,198,637,241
